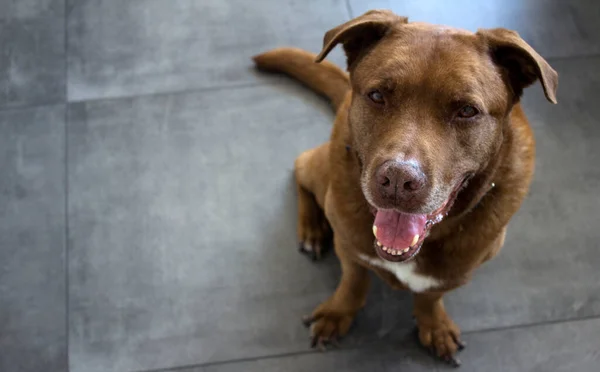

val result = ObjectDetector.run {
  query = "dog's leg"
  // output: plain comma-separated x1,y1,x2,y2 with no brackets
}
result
296,185,331,260
303,251,370,349
413,292,465,367
295,144,331,260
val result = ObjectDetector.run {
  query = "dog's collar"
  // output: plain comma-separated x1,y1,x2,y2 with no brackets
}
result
469,181,496,213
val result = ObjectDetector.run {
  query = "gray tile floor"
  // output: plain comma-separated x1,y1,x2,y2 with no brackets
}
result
1,1,599,371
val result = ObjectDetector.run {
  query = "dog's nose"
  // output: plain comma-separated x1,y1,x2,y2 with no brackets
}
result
375,160,427,199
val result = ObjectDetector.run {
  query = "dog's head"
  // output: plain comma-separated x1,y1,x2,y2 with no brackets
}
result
316,10,558,262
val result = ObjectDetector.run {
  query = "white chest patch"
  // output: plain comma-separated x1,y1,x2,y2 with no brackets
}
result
358,254,440,293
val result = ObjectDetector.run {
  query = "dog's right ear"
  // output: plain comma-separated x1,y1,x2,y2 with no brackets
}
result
315,10,407,69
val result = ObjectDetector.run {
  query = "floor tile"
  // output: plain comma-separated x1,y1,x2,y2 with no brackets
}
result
171,318,600,372
66,82,386,372
66,52,600,372
348,0,600,59
67,0,349,102
0,0,65,109
0,105,66,372
460,318,600,372
202,342,436,372
440,56,600,332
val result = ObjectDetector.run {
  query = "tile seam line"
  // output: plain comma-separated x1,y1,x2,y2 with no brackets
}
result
60,51,600,106
0,55,598,113
344,0,354,18
65,81,273,105
64,0,70,369
462,313,600,336
131,346,366,372
63,103,70,372
128,314,600,372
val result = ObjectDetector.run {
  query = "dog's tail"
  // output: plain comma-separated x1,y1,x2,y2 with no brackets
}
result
253,48,349,111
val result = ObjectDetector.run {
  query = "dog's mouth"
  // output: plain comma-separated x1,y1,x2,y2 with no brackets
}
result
370,175,471,263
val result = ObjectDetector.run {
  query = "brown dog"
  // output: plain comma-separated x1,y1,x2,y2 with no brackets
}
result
253,10,557,366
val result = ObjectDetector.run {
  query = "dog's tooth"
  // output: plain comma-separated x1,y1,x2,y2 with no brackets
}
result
376,241,382,247
383,246,388,252
403,247,410,253
372,225,378,237
391,250,397,256
411,234,419,247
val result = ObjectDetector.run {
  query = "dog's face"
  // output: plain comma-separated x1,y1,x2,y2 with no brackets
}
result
316,11,557,262
351,26,508,214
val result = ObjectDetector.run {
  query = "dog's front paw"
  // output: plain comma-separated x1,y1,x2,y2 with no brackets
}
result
416,316,465,367
301,305,355,351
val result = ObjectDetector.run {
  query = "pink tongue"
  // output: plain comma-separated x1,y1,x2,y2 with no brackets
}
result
374,210,427,249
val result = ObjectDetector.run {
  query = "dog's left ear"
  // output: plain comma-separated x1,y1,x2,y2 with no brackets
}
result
315,10,408,69
477,28,558,104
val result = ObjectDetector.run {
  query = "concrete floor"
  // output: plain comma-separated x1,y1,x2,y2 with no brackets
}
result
1,0,600,371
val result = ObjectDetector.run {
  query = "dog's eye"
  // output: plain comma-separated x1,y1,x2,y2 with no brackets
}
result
457,105,479,119
367,90,385,104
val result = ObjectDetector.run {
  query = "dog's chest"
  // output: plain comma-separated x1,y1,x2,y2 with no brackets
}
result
358,254,439,292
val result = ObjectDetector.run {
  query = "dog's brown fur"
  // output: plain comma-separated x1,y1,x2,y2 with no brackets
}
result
253,10,557,364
